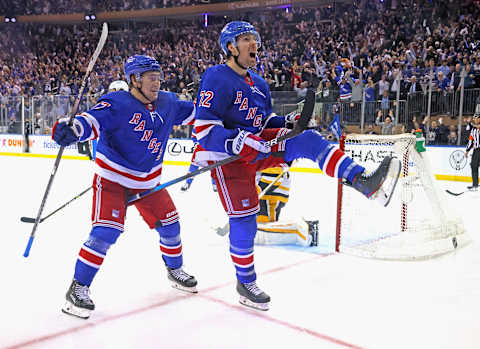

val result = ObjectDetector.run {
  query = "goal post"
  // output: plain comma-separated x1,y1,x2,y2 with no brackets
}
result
336,133,470,260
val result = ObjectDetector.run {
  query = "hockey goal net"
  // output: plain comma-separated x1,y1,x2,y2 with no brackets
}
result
336,133,470,260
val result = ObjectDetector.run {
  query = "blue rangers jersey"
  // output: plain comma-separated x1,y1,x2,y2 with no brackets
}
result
193,64,286,166
75,91,194,189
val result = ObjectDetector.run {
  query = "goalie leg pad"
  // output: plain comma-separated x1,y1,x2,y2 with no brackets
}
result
256,220,311,246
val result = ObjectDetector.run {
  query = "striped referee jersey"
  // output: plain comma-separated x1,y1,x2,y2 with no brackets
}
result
467,126,480,151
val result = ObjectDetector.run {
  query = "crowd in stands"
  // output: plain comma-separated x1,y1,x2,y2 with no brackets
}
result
1,0,480,143
0,0,241,15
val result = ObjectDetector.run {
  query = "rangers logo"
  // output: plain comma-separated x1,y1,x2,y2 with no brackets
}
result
150,111,164,123
250,86,266,98
92,101,111,110
449,150,467,171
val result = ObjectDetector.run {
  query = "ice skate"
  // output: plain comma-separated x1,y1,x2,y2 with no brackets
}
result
180,182,191,192
349,156,401,207
306,220,319,246
237,280,270,311
467,185,478,191
62,279,95,319
167,267,198,293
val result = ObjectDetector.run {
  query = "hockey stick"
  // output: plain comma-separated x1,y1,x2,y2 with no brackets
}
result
445,190,465,196
20,187,91,224
445,188,478,196
258,167,289,200
23,23,108,258
127,89,316,205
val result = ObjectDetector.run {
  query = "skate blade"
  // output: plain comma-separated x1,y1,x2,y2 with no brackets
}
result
62,300,92,319
215,223,229,237
171,282,198,294
372,158,401,207
239,296,269,311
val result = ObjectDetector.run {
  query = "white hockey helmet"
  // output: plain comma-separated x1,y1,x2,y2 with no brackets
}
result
108,80,129,92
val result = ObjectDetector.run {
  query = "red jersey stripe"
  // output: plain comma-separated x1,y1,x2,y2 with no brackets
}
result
95,157,163,182
230,254,254,266
326,150,344,177
79,248,104,266
160,246,182,255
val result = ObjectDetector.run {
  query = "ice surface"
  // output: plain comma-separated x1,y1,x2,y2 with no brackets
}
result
1,156,479,349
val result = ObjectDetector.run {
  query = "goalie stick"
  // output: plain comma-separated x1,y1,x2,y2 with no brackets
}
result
20,187,91,224
23,23,108,258
127,89,316,206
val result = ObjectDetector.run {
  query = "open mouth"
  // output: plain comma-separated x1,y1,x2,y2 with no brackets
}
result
249,52,256,58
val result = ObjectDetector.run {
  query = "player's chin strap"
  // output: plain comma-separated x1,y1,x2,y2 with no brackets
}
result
233,55,249,71
232,46,250,71
133,81,155,104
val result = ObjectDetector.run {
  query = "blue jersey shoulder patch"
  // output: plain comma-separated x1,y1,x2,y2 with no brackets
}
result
92,101,112,110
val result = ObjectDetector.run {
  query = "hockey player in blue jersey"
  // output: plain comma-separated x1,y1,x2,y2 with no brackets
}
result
52,55,198,319
193,21,401,311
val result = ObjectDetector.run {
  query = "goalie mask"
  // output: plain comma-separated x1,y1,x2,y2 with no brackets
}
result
219,21,261,56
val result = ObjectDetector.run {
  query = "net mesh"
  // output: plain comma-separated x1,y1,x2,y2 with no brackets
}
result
337,134,470,260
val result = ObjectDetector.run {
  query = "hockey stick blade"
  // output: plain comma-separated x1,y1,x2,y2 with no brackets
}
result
21,217,39,224
23,24,108,258
127,90,316,205
445,190,465,196
295,89,315,130
20,187,91,225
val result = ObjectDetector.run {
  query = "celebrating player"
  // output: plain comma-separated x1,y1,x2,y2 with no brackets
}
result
193,21,401,311
52,55,197,319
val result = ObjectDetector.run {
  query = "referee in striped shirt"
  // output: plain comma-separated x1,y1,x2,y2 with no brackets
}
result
466,116,480,190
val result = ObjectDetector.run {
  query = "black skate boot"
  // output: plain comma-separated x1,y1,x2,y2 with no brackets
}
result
167,267,198,293
306,220,319,246
62,279,95,319
237,280,270,311
467,185,478,191
348,156,401,207
180,181,191,191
